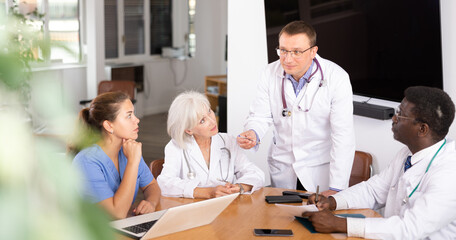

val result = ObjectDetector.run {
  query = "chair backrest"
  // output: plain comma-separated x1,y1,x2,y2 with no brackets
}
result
97,80,136,101
150,159,164,178
349,151,373,187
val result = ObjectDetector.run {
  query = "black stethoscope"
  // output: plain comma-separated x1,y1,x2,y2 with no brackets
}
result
281,58,324,117
183,133,231,181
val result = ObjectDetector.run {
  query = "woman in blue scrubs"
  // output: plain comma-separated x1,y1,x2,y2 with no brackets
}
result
73,92,160,219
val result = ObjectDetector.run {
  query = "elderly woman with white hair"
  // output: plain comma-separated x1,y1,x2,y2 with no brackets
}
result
157,91,265,198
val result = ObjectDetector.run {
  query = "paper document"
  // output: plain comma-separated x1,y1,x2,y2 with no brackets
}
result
275,203,318,217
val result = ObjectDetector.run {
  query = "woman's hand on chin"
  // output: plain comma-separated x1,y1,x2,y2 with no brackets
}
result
122,138,142,165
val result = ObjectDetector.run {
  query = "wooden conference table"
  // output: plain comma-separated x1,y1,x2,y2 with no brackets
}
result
120,187,381,240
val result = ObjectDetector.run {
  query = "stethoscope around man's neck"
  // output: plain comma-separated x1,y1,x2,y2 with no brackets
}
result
281,58,324,117
401,139,446,205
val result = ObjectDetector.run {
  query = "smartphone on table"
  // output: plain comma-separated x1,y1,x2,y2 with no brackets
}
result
253,229,293,236
282,191,311,199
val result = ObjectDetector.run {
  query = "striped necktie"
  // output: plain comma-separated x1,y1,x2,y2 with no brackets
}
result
404,156,412,172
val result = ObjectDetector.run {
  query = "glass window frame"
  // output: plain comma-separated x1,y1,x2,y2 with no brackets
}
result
105,0,194,64
105,0,151,63
6,0,85,66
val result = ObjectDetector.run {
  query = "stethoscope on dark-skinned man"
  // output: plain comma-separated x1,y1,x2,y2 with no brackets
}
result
281,57,324,117
401,139,446,205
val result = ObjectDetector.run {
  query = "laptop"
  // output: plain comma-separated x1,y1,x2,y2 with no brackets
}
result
111,193,239,239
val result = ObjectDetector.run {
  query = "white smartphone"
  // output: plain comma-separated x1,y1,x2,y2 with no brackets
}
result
253,229,293,237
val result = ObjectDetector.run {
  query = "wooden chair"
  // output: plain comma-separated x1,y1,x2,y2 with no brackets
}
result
79,80,136,105
349,151,373,187
150,159,164,178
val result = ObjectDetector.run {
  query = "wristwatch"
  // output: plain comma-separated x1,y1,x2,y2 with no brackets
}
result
237,183,244,194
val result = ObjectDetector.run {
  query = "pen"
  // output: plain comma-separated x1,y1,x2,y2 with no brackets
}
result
315,185,320,204
238,135,254,141
238,135,260,144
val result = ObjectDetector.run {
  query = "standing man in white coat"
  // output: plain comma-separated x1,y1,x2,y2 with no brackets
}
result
304,86,456,239
237,20,355,196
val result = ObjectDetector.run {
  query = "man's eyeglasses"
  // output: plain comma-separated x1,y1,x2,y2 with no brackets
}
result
276,46,314,59
394,107,416,121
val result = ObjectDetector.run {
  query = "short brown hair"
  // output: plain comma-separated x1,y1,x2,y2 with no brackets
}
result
278,20,317,47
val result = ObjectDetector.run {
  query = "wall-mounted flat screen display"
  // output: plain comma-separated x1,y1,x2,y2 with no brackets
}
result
265,0,443,102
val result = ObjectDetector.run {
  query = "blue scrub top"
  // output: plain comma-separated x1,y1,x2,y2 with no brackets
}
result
73,144,154,204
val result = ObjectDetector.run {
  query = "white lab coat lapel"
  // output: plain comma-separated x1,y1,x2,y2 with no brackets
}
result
385,164,407,217
284,78,297,107
385,143,441,217
276,67,298,109
208,135,223,183
187,137,209,177
296,62,321,111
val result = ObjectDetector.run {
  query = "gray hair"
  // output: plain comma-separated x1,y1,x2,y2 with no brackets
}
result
167,91,211,149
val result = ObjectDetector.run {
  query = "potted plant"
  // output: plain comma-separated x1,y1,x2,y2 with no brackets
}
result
0,2,114,239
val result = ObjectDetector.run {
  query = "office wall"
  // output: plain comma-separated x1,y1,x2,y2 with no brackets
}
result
29,0,228,123
227,0,456,186
441,0,456,138
29,66,87,134
227,0,272,185
140,0,228,115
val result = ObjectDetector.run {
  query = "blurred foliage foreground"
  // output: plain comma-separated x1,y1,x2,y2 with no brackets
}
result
0,4,113,240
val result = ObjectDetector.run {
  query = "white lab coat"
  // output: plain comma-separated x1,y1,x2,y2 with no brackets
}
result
244,54,355,192
157,133,265,198
334,139,456,239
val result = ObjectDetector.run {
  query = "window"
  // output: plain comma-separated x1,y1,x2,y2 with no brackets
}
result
105,0,151,59
125,0,145,55
104,0,118,59
105,0,195,60
8,0,82,64
150,0,172,55
45,0,82,63
188,0,195,57
0,1,5,12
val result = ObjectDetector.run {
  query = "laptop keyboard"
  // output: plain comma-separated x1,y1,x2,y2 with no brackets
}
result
123,220,157,234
